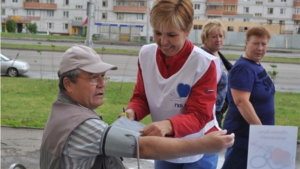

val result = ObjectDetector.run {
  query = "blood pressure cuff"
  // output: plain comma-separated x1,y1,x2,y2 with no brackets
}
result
101,126,140,158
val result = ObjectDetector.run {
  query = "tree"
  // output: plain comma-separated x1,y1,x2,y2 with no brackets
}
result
6,19,17,33
25,23,38,34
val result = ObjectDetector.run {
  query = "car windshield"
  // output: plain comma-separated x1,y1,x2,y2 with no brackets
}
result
0,54,11,61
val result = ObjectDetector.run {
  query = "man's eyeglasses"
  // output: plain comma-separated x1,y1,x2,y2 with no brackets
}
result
78,75,110,86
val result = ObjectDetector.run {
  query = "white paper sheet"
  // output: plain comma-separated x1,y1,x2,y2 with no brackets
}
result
247,125,298,169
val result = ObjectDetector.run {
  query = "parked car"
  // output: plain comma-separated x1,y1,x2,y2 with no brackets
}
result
1,53,30,77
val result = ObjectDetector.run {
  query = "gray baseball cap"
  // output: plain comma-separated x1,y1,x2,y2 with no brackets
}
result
58,45,117,76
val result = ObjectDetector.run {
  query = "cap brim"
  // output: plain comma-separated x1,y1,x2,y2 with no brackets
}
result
80,62,117,74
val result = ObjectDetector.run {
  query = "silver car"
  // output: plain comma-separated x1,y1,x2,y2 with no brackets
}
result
1,53,30,77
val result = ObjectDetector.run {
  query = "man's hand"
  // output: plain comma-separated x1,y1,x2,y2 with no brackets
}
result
199,130,235,154
140,120,174,137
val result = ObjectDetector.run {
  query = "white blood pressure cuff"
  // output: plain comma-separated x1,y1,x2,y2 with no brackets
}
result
101,126,140,158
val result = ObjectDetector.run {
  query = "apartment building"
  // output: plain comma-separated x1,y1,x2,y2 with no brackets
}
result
1,0,300,39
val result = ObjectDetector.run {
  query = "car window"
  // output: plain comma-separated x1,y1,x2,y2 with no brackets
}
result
0,54,11,61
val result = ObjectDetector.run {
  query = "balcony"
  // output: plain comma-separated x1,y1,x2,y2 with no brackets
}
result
27,16,40,21
113,6,147,13
224,0,238,5
294,1,300,7
223,11,237,15
24,2,57,10
207,0,224,3
114,0,148,13
206,9,223,16
293,14,300,20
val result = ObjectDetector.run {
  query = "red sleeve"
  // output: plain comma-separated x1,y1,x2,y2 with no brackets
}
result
127,59,150,121
169,61,219,138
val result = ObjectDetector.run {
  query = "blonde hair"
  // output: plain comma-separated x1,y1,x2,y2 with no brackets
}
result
201,19,226,44
150,0,194,33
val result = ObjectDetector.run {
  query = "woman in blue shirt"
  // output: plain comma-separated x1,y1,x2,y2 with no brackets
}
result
222,26,275,169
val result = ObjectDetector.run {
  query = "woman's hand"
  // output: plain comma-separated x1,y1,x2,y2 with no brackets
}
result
118,108,136,121
140,120,174,137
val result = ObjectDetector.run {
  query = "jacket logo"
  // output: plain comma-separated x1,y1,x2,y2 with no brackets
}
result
171,83,190,108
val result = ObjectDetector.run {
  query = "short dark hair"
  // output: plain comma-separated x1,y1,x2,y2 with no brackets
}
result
245,26,271,42
58,69,81,92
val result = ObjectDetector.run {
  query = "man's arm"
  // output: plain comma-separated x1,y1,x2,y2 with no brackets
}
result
138,130,234,160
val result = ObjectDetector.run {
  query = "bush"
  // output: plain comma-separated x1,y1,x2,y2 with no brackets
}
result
6,19,17,33
25,23,38,34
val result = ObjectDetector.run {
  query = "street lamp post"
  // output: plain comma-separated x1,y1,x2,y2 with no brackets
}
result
85,0,94,48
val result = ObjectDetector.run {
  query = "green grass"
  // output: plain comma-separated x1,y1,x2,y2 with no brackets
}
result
0,77,152,127
1,77,299,139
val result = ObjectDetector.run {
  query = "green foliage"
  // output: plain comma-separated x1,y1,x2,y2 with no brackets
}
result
25,23,38,34
6,19,17,33
268,64,279,80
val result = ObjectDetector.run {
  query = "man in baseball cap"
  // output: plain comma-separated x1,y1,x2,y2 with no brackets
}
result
57,44,117,77
40,45,234,169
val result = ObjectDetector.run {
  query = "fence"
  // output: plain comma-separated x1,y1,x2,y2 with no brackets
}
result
188,30,300,49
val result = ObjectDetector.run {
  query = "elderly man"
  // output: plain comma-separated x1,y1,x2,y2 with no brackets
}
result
40,45,234,169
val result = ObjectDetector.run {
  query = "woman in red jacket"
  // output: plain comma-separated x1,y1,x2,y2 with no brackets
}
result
122,0,223,168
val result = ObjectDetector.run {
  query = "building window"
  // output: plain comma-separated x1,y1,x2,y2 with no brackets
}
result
137,14,144,20
194,4,200,10
267,8,273,14
267,20,272,24
2,9,5,15
193,25,202,30
243,7,249,13
64,0,69,5
137,1,145,6
256,1,263,5
13,0,17,2
13,9,18,15
244,18,250,22
280,8,286,15
226,5,235,11
279,20,285,25
194,16,200,20
238,26,248,32
102,1,108,7
281,0,286,2
227,26,234,31
2,0,5,3
27,10,35,16
294,21,300,25
255,13,262,17
268,0,274,2
47,10,54,17
295,8,300,14
75,17,82,20
228,18,234,21
63,23,69,30
63,11,69,18
102,13,107,19
76,5,83,9
207,5,217,10
47,0,54,3
117,13,124,20
47,23,54,29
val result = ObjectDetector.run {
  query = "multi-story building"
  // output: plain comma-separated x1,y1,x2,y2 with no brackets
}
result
1,0,300,40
